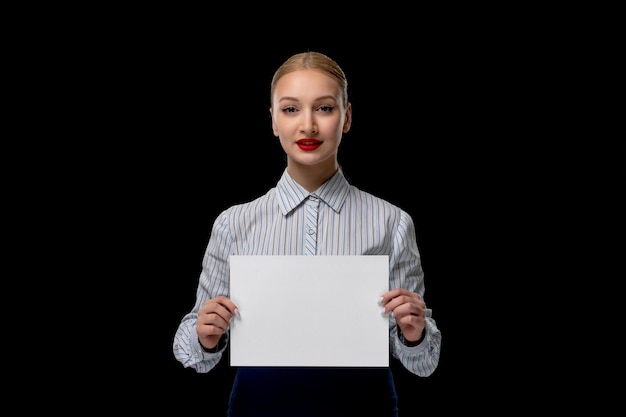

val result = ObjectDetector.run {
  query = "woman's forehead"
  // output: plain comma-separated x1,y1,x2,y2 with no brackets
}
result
275,69,340,96
274,69,341,101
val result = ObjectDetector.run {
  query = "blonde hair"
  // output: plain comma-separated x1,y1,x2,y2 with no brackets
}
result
270,51,349,108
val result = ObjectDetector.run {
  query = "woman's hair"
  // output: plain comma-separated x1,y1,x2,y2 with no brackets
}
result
270,51,349,108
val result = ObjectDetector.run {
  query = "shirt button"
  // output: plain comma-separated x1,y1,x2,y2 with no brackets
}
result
307,229,315,235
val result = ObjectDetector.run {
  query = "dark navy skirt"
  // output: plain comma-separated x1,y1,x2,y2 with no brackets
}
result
227,367,398,417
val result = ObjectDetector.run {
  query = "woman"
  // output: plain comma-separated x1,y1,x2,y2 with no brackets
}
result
173,51,442,416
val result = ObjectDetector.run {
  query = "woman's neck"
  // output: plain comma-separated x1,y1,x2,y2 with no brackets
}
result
287,162,338,193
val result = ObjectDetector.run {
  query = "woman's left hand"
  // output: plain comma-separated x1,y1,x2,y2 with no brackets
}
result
379,288,426,344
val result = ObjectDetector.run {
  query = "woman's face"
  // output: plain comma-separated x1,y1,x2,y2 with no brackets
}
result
271,69,351,170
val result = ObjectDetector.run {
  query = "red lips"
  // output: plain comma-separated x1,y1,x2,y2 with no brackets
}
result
296,138,322,151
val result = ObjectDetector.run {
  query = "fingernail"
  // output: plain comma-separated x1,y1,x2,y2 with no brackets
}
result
377,296,384,305
234,308,240,317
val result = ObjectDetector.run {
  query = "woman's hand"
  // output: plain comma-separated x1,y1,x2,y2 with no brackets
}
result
379,288,426,345
196,295,239,350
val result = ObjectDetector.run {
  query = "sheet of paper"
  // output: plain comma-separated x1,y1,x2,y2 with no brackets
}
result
229,255,389,367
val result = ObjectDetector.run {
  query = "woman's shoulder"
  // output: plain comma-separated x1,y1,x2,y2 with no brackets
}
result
348,185,416,221
348,184,403,210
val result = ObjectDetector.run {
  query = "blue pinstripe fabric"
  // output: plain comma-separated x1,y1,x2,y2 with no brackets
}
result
173,168,441,378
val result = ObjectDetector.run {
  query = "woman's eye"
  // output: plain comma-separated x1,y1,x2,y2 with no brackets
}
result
281,106,297,113
318,105,334,112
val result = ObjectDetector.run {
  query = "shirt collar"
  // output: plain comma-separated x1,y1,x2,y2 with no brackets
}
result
276,168,350,215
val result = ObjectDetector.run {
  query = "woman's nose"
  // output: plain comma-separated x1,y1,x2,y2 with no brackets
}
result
299,112,318,134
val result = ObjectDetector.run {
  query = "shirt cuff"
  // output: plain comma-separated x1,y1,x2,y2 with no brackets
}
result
397,328,425,347
196,333,227,357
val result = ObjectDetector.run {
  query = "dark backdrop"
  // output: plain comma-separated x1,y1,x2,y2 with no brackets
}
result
25,10,624,414
74,38,581,414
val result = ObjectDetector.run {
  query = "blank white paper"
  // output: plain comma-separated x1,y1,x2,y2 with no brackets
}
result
229,255,389,367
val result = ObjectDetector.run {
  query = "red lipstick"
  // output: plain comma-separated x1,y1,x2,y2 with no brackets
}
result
296,138,322,151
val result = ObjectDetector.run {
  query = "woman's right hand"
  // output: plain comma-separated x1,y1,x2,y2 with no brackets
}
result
196,295,239,350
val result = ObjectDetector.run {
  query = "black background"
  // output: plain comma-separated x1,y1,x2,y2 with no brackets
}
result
98,43,527,413
72,41,534,413
35,18,624,415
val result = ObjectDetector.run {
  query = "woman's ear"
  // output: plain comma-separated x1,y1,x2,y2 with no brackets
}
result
343,103,352,133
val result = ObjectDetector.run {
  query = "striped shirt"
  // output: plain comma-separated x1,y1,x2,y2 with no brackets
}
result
173,168,441,377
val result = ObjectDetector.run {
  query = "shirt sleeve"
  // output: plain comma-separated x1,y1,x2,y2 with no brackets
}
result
172,209,233,373
388,210,442,376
